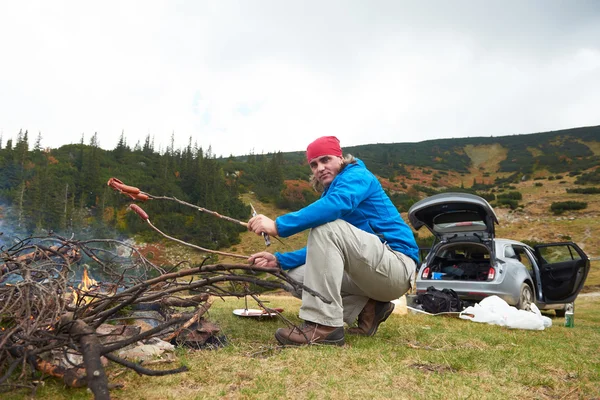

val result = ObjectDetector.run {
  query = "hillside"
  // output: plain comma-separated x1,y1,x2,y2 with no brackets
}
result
344,125,600,178
1,125,598,289
221,124,600,288
212,181,600,292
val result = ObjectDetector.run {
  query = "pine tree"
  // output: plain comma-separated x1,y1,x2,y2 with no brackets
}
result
80,132,101,207
34,132,42,151
14,129,29,169
114,130,128,162
142,134,153,155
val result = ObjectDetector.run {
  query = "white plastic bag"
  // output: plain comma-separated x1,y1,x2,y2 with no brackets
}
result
459,296,552,330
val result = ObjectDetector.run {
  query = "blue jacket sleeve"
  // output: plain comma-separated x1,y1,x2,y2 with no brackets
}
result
275,166,373,237
274,247,306,270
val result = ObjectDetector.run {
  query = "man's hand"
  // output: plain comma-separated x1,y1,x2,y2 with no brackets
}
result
248,251,280,269
248,214,279,237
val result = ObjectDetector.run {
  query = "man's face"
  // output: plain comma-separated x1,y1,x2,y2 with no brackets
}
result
309,155,343,187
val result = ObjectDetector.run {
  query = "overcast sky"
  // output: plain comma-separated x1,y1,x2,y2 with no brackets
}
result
1,1,599,157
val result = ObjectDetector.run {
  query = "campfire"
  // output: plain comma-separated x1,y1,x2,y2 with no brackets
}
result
0,233,325,399
0,178,329,399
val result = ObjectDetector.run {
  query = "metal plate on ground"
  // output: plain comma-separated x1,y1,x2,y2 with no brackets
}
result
233,308,280,318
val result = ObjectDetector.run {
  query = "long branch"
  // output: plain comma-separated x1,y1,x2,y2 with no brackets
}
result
145,218,249,259
148,194,248,227
103,353,188,376
59,313,109,400
90,287,147,328
1,233,330,394
107,177,248,227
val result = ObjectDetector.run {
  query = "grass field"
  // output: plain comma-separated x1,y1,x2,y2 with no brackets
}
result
10,294,600,400
7,181,599,399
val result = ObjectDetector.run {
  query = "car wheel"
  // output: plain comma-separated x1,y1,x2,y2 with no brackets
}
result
555,308,566,318
516,283,533,311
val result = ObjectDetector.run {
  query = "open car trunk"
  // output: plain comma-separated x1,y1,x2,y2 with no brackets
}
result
422,243,493,282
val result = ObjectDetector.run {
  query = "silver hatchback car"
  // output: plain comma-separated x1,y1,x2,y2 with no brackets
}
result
408,193,590,315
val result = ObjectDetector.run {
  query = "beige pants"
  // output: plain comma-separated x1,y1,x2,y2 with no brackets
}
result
285,219,416,327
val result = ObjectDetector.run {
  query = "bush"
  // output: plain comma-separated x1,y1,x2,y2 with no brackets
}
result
534,182,543,187
479,192,496,202
413,185,439,196
388,191,421,212
497,191,523,200
575,168,600,185
496,198,519,210
567,187,600,194
550,201,588,214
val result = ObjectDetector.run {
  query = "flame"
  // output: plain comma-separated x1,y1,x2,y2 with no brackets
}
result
81,267,98,289
72,267,98,305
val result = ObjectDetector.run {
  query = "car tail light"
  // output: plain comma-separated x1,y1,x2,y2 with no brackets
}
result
487,267,495,281
422,267,430,279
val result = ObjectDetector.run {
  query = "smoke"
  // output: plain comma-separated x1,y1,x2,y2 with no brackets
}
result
0,203,28,248
0,200,144,285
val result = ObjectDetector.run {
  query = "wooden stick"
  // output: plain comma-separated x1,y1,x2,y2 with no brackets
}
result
149,194,248,227
103,353,188,376
60,313,110,400
129,204,249,259
108,177,248,227
162,299,212,342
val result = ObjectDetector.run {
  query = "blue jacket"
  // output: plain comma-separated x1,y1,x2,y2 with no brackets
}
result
274,159,419,269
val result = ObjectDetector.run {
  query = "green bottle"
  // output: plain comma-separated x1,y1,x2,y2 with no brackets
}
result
564,303,574,328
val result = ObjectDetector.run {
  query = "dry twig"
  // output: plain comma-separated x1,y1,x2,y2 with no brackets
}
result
0,233,326,398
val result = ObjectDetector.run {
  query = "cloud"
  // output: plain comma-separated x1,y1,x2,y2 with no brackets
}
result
0,1,599,157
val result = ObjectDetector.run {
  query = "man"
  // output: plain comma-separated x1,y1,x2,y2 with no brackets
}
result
248,136,419,346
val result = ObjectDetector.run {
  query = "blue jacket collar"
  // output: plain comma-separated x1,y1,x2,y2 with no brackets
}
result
322,158,364,195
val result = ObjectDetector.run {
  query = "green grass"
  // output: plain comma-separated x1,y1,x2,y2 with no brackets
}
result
7,295,600,400
585,260,600,289
8,192,598,399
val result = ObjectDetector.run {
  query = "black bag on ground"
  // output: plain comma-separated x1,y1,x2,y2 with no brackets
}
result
417,286,463,313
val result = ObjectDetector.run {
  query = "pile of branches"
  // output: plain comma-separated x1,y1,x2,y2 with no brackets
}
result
0,234,322,399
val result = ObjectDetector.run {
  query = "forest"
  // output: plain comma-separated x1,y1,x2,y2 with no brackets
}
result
0,131,253,250
0,125,598,250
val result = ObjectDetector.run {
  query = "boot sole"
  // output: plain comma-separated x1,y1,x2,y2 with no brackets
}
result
274,330,345,346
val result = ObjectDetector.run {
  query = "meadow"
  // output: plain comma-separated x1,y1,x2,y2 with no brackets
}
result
10,293,600,400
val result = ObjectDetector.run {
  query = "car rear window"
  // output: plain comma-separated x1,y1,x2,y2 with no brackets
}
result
434,221,487,234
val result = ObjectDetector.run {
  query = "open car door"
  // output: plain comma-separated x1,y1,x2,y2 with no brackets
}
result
534,242,590,304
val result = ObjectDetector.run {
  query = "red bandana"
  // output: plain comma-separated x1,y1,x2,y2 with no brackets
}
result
306,136,342,162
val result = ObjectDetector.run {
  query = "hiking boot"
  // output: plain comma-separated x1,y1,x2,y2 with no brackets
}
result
347,299,395,336
275,322,345,346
